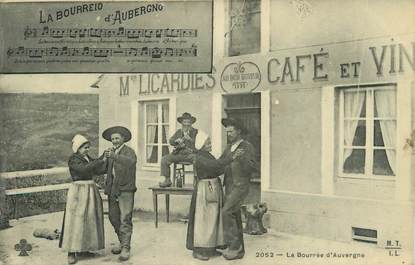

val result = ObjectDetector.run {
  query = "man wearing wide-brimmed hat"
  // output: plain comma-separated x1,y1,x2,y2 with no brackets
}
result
219,117,257,260
102,126,137,262
158,112,199,187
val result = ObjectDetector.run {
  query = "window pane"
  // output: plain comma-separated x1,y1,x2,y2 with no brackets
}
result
374,89,396,118
146,125,158,144
344,120,366,146
146,146,158,163
226,94,261,108
373,149,395,176
162,145,170,156
162,103,169,123
228,0,261,56
146,104,158,123
343,149,365,174
344,91,366,118
374,120,396,147
162,125,169,144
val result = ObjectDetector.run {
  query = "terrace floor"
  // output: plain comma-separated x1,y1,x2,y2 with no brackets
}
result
0,211,411,265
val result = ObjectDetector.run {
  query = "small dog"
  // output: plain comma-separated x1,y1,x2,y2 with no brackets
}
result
241,203,268,235
33,228,60,240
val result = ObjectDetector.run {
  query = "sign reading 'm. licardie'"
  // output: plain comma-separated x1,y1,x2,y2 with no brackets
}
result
119,71,216,96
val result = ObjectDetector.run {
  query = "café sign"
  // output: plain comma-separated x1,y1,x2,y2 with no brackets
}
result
220,61,261,93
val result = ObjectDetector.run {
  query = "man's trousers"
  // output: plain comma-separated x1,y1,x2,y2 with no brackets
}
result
160,153,193,178
222,186,248,252
108,192,135,249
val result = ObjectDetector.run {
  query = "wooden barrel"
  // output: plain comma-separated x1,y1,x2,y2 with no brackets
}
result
0,185,9,229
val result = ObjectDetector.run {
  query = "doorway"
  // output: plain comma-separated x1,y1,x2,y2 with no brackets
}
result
224,93,261,202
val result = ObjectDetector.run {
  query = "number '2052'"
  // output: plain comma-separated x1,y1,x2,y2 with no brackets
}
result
256,252,274,258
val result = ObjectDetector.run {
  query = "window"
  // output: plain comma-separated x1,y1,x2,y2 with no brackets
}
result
338,85,397,179
228,0,261,56
144,101,170,165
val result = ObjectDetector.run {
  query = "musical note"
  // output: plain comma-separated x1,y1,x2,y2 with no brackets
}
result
16,46,26,56
126,29,139,39
144,29,154,38
89,28,102,38
126,48,137,56
141,47,149,56
50,28,65,38
82,47,90,56
182,29,197,38
69,29,79,38
117,27,125,36
165,28,178,38
151,47,162,58
79,28,88,38
7,48,14,57
191,44,197,56
165,48,174,57
60,46,68,56
41,26,49,37
24,27,36,40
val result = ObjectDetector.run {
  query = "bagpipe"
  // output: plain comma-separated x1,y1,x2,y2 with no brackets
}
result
172,129,192,155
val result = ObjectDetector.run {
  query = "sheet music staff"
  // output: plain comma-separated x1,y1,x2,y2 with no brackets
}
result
23,26,198,40
6,45,198,59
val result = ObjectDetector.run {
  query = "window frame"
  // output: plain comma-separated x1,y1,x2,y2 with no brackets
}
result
337,84,397,181
142,99,173,168
226,0,262,57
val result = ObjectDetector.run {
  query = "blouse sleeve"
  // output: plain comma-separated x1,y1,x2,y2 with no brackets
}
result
68,156,106,180
195,153,232,179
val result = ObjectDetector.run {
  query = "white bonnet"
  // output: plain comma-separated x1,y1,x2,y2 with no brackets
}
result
195,130,209,150
72,134,89,153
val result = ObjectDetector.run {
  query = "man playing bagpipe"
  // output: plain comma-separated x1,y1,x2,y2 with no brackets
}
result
158,112,198,187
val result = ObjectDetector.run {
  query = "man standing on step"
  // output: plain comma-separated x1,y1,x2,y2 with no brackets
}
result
103,126,137,262
220,117,257,260
158,112,198,187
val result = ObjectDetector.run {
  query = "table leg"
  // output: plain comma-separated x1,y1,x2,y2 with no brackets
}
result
153,192,158,228
165,194,170,223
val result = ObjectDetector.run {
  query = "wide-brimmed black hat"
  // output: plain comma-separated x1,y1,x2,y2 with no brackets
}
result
102,126,132,142
221,117,247,134
177,112,196,124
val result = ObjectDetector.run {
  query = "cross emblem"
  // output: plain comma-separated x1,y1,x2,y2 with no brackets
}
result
14,239,32,256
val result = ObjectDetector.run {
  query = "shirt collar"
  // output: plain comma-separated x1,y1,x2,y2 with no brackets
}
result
114,144,125,154
230,139,243,152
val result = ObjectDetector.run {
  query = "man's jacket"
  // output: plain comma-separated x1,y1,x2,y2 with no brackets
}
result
169,127,198,155
220,140,257,192
105,145,137,197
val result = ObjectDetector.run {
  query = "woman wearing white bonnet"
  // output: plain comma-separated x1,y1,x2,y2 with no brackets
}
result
59,134,107,264
186,130,237,260
194,130,209,151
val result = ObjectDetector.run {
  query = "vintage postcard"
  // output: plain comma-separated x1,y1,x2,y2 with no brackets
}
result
0,0,414,265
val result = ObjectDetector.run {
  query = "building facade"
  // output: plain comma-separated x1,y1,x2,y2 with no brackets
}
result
98,0,415,251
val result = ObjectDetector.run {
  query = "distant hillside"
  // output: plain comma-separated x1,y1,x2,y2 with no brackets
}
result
0,93,99,172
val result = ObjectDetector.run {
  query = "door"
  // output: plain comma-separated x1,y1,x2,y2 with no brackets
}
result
224,93,261,202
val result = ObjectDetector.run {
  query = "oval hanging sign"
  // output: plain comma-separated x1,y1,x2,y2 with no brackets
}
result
220,61,261,93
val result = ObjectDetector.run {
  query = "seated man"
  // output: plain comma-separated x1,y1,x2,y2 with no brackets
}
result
159,112,198,187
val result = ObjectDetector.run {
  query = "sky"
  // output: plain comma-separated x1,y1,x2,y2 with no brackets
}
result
0,74,100,94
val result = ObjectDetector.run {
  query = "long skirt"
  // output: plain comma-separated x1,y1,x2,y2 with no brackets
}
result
186,178,225,249
59,180,105,252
